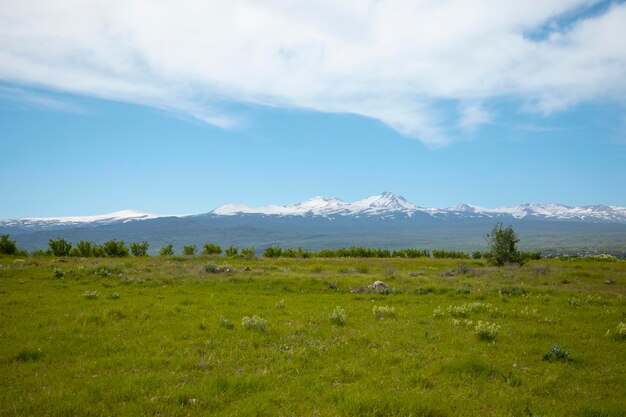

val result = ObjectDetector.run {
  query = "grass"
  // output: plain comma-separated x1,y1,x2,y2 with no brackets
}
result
0,255,624,416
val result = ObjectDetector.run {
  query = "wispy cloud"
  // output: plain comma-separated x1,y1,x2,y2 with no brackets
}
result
0,86,86,113
1,0,625,145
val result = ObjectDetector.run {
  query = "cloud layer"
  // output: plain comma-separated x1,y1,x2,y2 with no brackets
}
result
1,0,625,144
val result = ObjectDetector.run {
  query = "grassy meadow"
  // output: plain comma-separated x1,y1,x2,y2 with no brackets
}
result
0,255,624,416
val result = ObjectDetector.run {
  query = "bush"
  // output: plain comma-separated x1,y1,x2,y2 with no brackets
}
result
240,247,256,259
330,306,347,326
471,251,483,259
103,240,129,257
372,305,396,319
485,223,522,266
48,238,72,257
542,344,571,362
159,244,174,256
130,241,149,257
220,317,234,329
203,243,222,256
31,249,51,257
53,267,64,279
225,246,239,257
241,315,267,332
0,234,18,255
475,321,500,341
69,240,96,257
83,290,100,300
432,250,469,259
263,246,282,258
183,245,197,256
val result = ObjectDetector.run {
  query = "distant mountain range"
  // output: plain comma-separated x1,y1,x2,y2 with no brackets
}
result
2,193,625,254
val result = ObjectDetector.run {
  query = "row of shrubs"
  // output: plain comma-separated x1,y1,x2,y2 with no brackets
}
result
1,234,541,260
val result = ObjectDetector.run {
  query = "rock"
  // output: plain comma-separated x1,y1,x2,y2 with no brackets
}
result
367,280,389,290
242,266,251,272
604,279,615,285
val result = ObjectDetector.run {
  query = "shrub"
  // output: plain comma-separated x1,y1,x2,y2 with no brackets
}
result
276,299,285,309
130,241,149,257
103,240,129,257
225,246,239,257
203,243,222,256
263,246,282,258
31,249,51,257
48,238,72,257
485,223,522,265
183,245,197,256
108,292,120,300
475,321,500,341
542,344,571,362
241,315,267,332
70,240,95,257
615,322,626,340
432,306,444,318
53,267,64,279
372,305,396,319
330,306,347,326
586,254,617,262
0,234,18,255
471,250,483,259
83,290,100,300
220,317,234,329
204,263,220,273
159,244,174,256
432,250,470,259
240,247,256,259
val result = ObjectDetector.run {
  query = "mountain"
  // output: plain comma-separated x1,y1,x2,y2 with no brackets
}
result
2,193,625,254
0,210,183,234
210,192,626,223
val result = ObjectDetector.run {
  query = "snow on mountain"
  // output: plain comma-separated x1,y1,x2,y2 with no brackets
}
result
211,193,626,223
0,209,185,231
3,194,625,233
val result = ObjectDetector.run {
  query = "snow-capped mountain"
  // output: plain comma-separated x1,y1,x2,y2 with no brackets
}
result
210,192,626,223
2,193,625,236
0,209,183,232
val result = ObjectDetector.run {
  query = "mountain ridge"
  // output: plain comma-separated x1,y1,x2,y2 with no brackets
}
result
2,193,626,234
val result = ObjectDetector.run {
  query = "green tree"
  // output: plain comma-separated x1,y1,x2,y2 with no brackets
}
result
159,244,174,256
69,241,95,257
240,247,256,259
202,243,222,256
0,234,17,255
263,246,282,258
102,240,129,257
48,238,72,257
485,223,522,266
183,245,197,256
225,246,238,257
130,241,149,257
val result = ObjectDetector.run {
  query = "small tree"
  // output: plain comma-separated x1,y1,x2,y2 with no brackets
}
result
225,246,238,257
130,241,149,257
159,244,174,256
48,238,72,257
202,243,222,256
103,240,129,257
263,246,282,258
70,240,94,257
485,223,522,266
183,245,197,256
240,247,256,259
0,234,17,255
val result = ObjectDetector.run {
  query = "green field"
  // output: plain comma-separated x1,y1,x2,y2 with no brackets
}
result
1,256,624,416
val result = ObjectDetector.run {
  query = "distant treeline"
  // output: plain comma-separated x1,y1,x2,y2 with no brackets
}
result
0,234,542,260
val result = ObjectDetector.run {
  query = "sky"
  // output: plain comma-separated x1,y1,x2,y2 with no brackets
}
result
1,0,625,218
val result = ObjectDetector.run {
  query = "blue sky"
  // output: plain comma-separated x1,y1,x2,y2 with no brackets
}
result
1,1,625,218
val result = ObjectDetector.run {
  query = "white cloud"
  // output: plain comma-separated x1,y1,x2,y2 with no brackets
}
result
0,0,625,145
